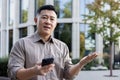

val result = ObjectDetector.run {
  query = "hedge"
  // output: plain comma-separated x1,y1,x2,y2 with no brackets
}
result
0,57,8,77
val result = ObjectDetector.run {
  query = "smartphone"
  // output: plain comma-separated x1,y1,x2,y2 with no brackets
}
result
41,58,54,66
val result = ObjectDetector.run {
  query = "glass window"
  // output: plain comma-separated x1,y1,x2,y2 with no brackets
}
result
19,27,27,38
35,0,45,16
0,31,1,53
80,24,95,58
9,30,13,53
54,23,72,57
54,0,72,18
80,0,94,20
0,0,2,28
8,0,15,26
114,45,120,68
34,25,37,32
20,0,29,23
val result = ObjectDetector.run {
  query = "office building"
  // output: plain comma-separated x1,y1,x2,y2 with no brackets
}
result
0,0,120,66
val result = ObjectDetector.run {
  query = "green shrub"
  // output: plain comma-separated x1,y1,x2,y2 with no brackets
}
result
102,53,110,69
72,58,80,64
84,60,98,70
72,58,98,70
0,57,8,77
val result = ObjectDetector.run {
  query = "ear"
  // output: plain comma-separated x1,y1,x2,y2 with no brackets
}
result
34,17,37,23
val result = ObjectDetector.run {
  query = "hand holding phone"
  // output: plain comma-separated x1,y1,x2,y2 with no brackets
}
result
41,58,54,66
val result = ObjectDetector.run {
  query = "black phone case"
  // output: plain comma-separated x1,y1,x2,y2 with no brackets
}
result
41,58,54,66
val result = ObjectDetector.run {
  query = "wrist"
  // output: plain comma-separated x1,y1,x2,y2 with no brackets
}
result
33,65,40,75
79,61,85,68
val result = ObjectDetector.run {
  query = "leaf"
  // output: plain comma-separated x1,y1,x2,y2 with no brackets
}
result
83,0,120,44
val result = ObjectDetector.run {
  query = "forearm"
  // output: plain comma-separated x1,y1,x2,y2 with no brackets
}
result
69,52,98,76
16,64,54,80
69,62,84,76
16,66,37,80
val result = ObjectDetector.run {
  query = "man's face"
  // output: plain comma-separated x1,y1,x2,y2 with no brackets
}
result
35,10,57,36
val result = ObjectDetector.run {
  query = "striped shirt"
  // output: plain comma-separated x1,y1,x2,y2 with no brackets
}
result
8,32,74,80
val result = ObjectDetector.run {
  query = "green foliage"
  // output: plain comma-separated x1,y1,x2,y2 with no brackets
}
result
103,53,110,69
54,0,72,18
54,23,72,54
37,0,45,7
72,58,99,70
84,60,97,70
59,24,72,52
63,1,72,18
0,57,8,77
83,0,120,45
80,32,85,58
22,10,28,23
72,58,80,64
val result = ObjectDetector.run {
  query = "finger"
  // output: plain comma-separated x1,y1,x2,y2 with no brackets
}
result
88,52,98,58
42,73,46,76
40,67,48,75
36,62,42,66
42,64,55,73
87,54,98,63
42,64,55,69
80,52,98,65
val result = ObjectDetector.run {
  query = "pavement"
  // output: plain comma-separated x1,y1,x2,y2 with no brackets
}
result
74,70,120,80
0,70,119,80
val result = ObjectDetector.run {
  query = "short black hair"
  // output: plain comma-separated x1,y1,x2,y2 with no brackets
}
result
36,5,57,16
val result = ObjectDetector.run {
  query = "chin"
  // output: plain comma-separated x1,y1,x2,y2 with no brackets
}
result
43,32,51,36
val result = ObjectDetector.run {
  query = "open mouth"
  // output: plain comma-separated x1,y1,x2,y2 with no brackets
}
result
44,26,51,29
44,26,50,30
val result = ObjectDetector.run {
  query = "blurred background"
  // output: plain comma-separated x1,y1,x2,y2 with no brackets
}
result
0,0,120,80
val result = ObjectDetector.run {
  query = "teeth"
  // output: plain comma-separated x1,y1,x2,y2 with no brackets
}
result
44,26,50,29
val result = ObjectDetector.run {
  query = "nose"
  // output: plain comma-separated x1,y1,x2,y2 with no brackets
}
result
45,19,51,24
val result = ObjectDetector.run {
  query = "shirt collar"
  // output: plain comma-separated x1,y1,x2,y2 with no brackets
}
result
33,31,54,43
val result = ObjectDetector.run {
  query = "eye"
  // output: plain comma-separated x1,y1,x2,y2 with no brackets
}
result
41,16,47,19
50,17,56,21
51,18,54,21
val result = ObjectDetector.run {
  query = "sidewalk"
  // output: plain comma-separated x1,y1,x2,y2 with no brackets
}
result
74,70,120,80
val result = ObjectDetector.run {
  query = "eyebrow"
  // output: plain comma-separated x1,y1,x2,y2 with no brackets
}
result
41,15,56,18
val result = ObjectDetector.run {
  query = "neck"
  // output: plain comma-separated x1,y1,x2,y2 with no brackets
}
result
39,34,51,42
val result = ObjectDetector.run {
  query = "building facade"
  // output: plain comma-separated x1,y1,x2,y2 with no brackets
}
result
0,0,120,66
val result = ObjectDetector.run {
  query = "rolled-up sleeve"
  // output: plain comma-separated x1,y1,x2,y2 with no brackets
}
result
62,44,75,80
8,39,25,80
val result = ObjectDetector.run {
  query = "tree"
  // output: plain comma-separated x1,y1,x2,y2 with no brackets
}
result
21,10,28,23
60,24,72,52
54,0,72,56
37,0,45,8
83,0,120,76
63,1,72,18
80,32,85,59
54,23,72,52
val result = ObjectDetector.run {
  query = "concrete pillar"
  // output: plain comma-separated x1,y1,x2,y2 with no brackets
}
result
13,0,19,44
72,23,80,59
0,0,2,57
96,33,104,64
27,0,35,35
0,0,8,57
0,30,2,57
72,0,80,59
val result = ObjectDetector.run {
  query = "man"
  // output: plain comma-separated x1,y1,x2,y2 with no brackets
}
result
8,5,98,80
